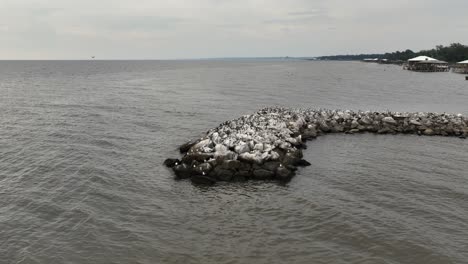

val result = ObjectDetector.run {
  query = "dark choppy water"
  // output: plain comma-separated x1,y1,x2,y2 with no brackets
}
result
1,60,467,264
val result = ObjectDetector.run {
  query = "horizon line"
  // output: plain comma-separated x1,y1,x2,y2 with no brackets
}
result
0,56,318,61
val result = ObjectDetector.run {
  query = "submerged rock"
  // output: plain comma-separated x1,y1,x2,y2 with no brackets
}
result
191,176,216,185
296,159,312,167
276,167,294,181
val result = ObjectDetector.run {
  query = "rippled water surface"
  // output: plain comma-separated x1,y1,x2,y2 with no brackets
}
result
1,60,467,264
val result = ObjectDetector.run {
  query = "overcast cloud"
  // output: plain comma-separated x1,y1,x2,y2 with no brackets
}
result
1,0,467,59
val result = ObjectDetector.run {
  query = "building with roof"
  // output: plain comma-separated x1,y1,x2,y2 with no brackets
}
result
452,60,468,74
404,56,449,72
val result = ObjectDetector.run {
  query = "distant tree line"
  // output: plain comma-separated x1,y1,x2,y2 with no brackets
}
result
317,43,468,63
316,53,385,61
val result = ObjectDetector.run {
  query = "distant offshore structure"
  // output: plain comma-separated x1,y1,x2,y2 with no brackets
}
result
164,107,467,185
362,58,405,65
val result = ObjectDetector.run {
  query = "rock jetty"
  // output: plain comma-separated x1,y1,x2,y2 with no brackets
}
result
164,107,467,185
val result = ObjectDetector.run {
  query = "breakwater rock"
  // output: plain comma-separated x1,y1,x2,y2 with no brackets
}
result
165,108,467,185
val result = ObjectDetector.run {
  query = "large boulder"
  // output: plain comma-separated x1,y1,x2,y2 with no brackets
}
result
423,128,434,136
190,139,212,151
302,127,318,139
234,142,251,154
233,170,250,182
253,143,264,151
173,164,192,179
220,160,242,170
377,127,395,134
319,121,331,132
359,116,372,125
179,139,200,153
282,149,303,166
269,151,281,161
211,132,223,144
263,161,281,172
410,119,422,126
212,167,234,181
239,152,263,164
214,145,237,161
182,152,214,163
252,169,274,180
193,162,213,175
382,117,397,125
163,158,180,168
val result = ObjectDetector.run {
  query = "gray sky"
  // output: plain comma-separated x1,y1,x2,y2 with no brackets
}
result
1,0,467,59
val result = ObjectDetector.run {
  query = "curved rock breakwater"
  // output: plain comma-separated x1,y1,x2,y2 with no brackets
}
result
164,107,467,185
